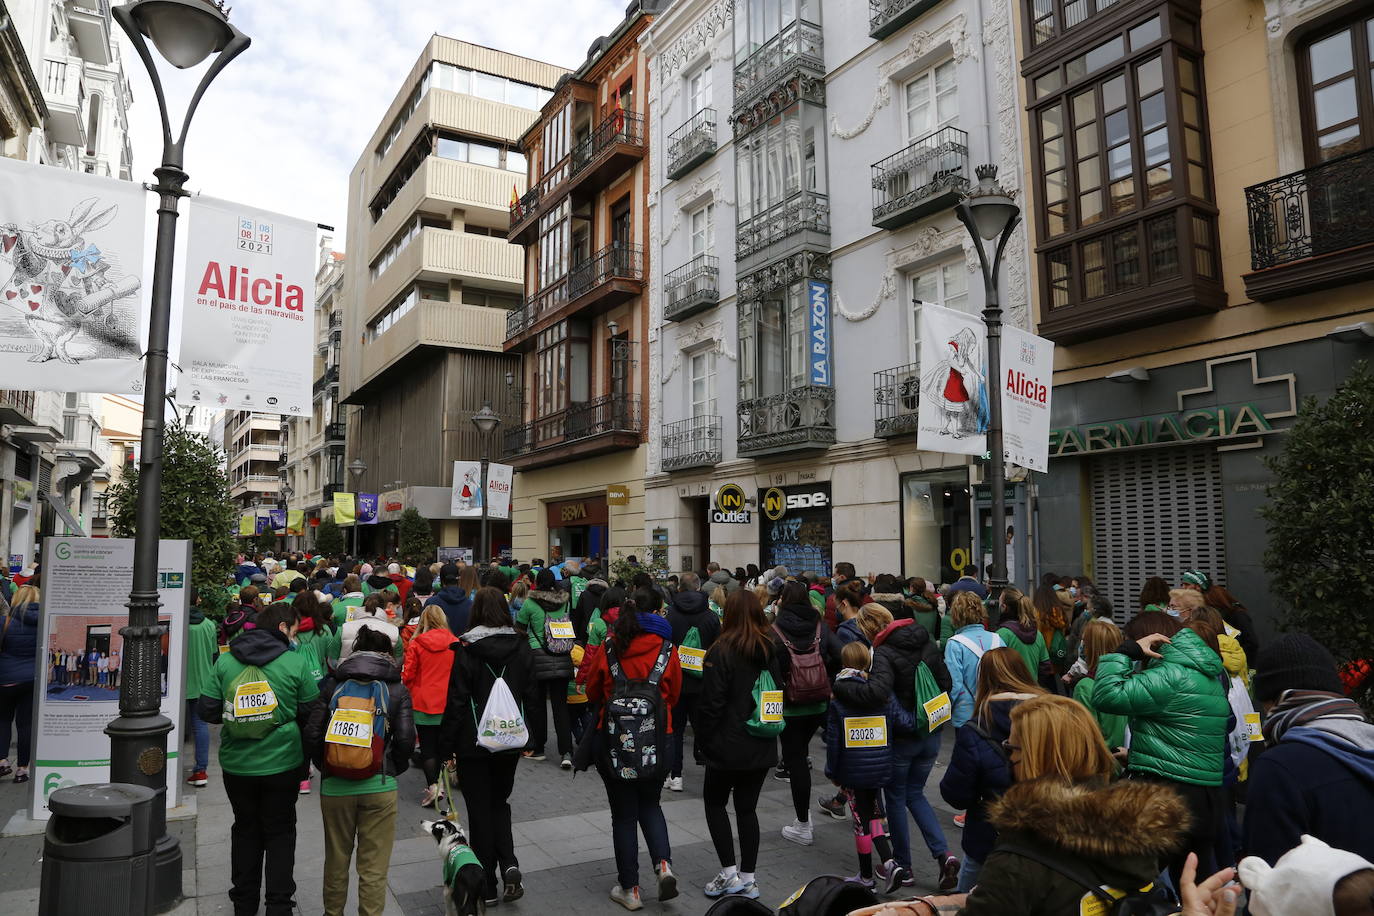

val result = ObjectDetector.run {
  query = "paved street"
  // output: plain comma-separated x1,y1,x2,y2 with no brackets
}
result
0,726,962,915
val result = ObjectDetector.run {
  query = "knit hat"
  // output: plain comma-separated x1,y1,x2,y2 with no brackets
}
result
1240,834,1374,916
1252,633,1344,702
1181,569,1211,591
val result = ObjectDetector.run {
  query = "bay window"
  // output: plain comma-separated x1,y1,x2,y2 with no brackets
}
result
737,284,807,401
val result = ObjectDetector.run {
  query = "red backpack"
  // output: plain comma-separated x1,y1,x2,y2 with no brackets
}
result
772,622,831,704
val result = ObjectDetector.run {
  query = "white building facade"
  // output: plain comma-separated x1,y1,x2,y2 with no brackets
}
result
641,0,1034,584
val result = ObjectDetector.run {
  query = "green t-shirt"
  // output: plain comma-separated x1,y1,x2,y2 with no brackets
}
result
321,772,397,797
332,596,364,629
185,616,219,700
414,710,443,726
211,647,319,776
997,627,1049,681
588,611,607,647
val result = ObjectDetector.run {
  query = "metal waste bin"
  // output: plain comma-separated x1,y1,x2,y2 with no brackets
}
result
39,783,157,916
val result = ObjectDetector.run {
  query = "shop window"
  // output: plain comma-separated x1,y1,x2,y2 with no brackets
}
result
901,471,973,583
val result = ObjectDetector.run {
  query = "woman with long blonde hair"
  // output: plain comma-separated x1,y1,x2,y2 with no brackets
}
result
1071,618,1127,752
402,604,456,807
943,591,1003,728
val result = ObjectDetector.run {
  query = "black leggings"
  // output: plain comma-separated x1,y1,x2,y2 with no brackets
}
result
0,682,33,768
780,712,825,821
702,767,768,872
416,723,442,787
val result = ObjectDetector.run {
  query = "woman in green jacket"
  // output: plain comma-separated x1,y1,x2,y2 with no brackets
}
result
1070,618,1127,753
1091,615,1229,886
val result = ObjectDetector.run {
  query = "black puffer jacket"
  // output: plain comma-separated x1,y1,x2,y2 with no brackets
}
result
868,591,914,621
306,650,415,779
833,618,951,745
696,640,784,772
666,589,721,696
439,628,538,760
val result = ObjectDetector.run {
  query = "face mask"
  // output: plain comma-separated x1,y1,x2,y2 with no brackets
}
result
1165,608,1181,618
1069,587,1078,597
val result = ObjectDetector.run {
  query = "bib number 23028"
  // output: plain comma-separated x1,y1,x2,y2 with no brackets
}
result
844,716,887,748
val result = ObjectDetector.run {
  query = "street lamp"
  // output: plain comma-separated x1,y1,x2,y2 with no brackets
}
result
107,2,249,909
348,457,367,559
955,164,1020,594
471,402,501,564
280,482,294,549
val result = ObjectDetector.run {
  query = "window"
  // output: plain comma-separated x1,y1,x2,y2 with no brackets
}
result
536,321,591,417
736,103,825,222
737,283,808,401
436,134,507,170
1298,13,1374,163
904,60,958,140
1028,0,1133,49
63,415,75,441
908,260,969,363
542,104,570,176
366,282,448,340
506,150,527,174
66,392,78,408
689,350,717,417
538,199,570,289
688,66,712,112
735,0,819,63
86,93,100,157
689,202,714,256
460,288,520,310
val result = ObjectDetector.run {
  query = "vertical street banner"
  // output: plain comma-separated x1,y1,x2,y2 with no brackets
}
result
268,508,286,532
358,493,379,525
30,538,191,819
0,157,147,393
450,461,484,517
807,280,832,386
917,303,989,457
286,509,305,535
238,514,255,536
333,491,355,526
1000,325,1055,472
486,463,514,520
176,196,314,416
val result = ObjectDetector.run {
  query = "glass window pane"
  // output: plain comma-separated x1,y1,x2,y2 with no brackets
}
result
1185,127,1203,162
1129,16,1161,49
469,142,500,168
1146,161,1171,200
1103,75,1127,112
1083,240,1106,298
1041,104,1064,137
1085,36,1125,73
1318,123,1363,159
506,150,527,173
1181,92,1200,127
1047,248,1071,308
508,82,539,108
1178,57,1198,93
1075,123,1099,156
1064,0,1087,29
1047,202,1068,235
1136,56,1163,97
1105,110,1130,146
1143,127,1169,165
1043,136,1066,171
1066,54,1086,83
1308,29,1354,85
1080,190,1103,224
1113,228,1141,288
1073,91,1096,125
1035,70,1063,98
1314,78,1358,130
913,271,937,304
474,71,505,102
1139,92,1166,131
1045,168,1067,203
1108,142,1132,178
437,137,467,161
1110,176,1135,213
1078,155,1101,189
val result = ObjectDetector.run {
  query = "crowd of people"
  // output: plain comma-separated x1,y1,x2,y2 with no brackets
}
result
3,551,1374,916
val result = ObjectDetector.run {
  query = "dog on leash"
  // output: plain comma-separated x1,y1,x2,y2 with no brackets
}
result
422,818,487,916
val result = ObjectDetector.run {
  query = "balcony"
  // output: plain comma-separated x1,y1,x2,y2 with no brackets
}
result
325,422,346,442
737,385,835,457
371,156,518,261
351,300,506,394
505,302,533,341
667,109,716,180
871,127,970,230
313,365,339,395
733,20,824,115
0,390,36,425
874,364,921,438
568,110,646,199
66,1,115,65
322,483,343,501
664,254,720,322
503,393,642,470
365,227,521,317
661,416,722,472
1244,146,1374,302
869,0,946,39
737,191,830,261
328,310,342,330
508,173,556,244
43,57,86,147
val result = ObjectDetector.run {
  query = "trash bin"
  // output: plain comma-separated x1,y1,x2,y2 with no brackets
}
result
39,783,157,916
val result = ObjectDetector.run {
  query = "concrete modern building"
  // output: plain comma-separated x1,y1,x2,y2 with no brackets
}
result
639,0,1031,580
340,37,565,557
223,410,282,518
1016,0,1374,628
280,236,347,550
502,0,662,565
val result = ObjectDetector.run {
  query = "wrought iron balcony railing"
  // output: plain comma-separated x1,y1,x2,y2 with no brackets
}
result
505,301,532,340
568,244,645,300
733,20,824,112
874,363,921,438
869,0,945,39
737,385,836,456
667,108,716,180
571,110,646,178
871,127,970,230
322,482,343,500
661,415,722,471
325,422,346,442
1245,145,1374,271
313,365,339,395
737,191,829,259
504,393,641,458
664,254,720,322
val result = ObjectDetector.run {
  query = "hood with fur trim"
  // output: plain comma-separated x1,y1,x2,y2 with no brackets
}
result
989,777,1187,861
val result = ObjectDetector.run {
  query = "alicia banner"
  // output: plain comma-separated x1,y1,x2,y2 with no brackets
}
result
0,157,147,393
176,196,314,416
917,303,989,458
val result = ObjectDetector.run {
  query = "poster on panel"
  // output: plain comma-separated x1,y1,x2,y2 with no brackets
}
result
486,463,513,520
917,303,989,457
450,461,483,517
1000,325,1054,473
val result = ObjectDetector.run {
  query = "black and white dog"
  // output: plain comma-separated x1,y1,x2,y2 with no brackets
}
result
422,818,487,916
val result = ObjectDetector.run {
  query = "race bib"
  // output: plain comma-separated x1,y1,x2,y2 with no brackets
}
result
760,690,784,723
677,645,705,673
843,715,887,748
1244,712,1263,742
923,692,952,730
233,681,278,719
548,618,575,640
325,708,373,747
218,645,230,654
1080,885,1133,916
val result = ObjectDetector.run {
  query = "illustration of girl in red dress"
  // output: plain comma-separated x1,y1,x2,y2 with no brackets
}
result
923,326,988,438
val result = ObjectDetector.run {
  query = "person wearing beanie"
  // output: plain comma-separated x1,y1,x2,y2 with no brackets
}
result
1246,634,1374,865
1180,569,1212,593
1241,835,1374,916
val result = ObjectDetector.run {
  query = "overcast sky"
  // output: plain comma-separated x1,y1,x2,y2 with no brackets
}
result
119,0,626,247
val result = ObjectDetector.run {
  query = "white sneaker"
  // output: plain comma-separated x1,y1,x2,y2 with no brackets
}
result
781,818,814,846
704,870,736,898
664,775,684,792
656,860,678,901
610,884,643,911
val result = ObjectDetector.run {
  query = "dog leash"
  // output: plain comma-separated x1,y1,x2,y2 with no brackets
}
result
439,760,456,822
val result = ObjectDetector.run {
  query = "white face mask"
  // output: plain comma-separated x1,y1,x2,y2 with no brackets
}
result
1165,607,1181,618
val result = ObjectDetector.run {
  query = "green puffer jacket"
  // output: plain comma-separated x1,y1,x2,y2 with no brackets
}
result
1092,627,1229,786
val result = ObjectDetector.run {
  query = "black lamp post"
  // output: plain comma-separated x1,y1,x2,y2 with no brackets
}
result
348,457,367,559
108,2,248,910
955,164,1021,594
471,403,501,564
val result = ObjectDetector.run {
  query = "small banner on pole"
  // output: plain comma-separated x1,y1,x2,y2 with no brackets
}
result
238,513,255,536
486,463,514,520
333,491,355,526
450,461,484,517
1000,325,1054,473
286,509,305,535
917,303,989,457
358,493,378,525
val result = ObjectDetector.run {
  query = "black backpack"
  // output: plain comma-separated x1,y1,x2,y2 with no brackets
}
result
601,637,673,781
997,841,1178,915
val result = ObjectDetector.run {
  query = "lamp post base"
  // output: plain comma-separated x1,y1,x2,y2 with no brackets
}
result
106,712,181,912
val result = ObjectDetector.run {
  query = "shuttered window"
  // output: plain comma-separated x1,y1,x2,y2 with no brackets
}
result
1090,446,1226,618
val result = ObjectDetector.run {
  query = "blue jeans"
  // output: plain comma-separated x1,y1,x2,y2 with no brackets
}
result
186,698,210,771
883,733,948,869
957,856,982,893
598,765,672,889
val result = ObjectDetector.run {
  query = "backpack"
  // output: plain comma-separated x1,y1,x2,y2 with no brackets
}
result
322,678,390,779
745,666,786,738
772,622,831,705
678,626,705,679
474,665,529,752
997,841,1177,915
602,637,672,781
912,661,951,737
541,607,575,656
223,664,285,740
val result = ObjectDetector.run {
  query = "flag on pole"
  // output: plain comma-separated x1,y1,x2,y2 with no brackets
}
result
510,183,521,218
613,86,625,133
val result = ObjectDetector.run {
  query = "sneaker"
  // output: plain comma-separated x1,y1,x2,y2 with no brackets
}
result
845,874,877,891
938,853,961,891
656,860,678,901
773,765,790,782
885,864,913,895
781,818,814,846
875,858,892,882
298,779,311,795
503,865,524,902
703,870,737,898
664,775,684,792
610,884,643,911
560,753,573,770
818,793,847,820
953,812,966,828
483,893,501,907
727,878,760,899
186,770,208,788
522,750,546,761
420,783,444,808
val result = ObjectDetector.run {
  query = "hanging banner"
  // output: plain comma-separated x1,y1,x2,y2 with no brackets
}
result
238,514,255,536
268,508,287,532
0,157,146,393
255,516,271,535
1001,325,1054,473
286,509,305,535
808,280,832,386
487,463,513,520
30,537,191,819
333,491,355,526
450,461,484,517
358,493,378,525
175,196,314,416
917,303,989,457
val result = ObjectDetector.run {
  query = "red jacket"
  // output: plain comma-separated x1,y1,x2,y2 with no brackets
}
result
401,627,455,715
585,630,682,730
388,573,413,603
